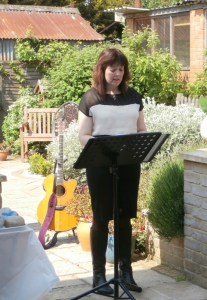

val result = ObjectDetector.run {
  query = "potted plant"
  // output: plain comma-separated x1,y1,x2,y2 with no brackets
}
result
106,216,146,264
0,140,13,161
65,185,93,252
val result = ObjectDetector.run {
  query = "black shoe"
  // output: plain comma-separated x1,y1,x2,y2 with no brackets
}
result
120,268,142,292
122,279,142,292
119,226,142,293
93,277,113,295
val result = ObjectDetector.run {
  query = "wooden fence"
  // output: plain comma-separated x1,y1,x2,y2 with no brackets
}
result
176,93,200,107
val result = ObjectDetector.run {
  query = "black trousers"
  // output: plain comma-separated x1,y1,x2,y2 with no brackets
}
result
86,164,141,222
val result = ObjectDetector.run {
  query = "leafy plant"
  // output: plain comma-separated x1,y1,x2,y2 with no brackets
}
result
122,27,182,105
11,26,184,108
9,61,25,83
65,185,93,222
42,43,104,107
28,153,53,176
0,140,14,152
131,214,146,253
186,49,207,97
198,97,207,113
2,87,39,155
147,159,184,241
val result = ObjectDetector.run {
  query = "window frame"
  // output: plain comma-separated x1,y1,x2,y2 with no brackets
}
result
152,12,190,70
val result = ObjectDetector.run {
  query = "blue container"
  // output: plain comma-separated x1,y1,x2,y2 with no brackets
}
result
106,235,136,264
106,235,115,264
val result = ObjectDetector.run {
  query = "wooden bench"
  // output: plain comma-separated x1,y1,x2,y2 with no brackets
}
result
20,107,58,162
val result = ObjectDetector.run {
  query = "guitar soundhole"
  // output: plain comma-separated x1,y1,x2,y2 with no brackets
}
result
55,185,65,196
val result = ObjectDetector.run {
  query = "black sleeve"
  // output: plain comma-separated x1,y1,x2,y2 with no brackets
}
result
78,88,99,117
138,94,144,111
79,92,90,117
128,87,144,111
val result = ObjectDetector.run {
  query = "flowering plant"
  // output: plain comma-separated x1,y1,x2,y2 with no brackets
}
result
65,185,93,222
108,213,146,237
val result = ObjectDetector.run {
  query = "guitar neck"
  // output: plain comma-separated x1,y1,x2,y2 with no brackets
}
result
56,134,64,186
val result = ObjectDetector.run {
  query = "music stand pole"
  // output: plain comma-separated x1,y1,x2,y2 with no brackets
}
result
71,132,169,300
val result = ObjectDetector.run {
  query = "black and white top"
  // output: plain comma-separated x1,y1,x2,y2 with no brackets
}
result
79,87,143,136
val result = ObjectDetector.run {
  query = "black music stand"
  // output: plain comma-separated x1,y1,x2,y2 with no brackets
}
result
71,132,169,300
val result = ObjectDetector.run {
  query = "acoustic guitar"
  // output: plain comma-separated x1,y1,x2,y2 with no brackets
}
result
37,125,78,232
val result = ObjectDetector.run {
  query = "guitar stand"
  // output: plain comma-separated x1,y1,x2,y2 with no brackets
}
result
44,227,78,250
71,132,169,300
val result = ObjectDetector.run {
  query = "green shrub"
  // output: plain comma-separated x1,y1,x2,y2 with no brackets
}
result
29,153,53,176
2,87,39,155
186,49,207,97
198,97,207,113
12,27,183,107
122,27,182,105
147,159,184,241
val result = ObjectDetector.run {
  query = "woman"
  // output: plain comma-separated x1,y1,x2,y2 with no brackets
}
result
78,48,147,295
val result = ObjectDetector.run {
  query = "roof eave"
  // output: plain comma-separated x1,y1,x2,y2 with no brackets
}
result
104,7,149,14
0,4,80,14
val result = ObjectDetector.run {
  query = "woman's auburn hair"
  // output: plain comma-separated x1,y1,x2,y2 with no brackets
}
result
92,48,131,99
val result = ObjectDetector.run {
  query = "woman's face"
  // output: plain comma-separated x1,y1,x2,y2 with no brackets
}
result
104,64,124,89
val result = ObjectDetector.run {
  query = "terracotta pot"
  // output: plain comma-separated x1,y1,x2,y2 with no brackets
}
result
76,219,92,252
0,151,9,161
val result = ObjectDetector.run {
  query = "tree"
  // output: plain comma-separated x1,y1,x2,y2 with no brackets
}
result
0,0,71,5
73,0,125,39
142,0,177,9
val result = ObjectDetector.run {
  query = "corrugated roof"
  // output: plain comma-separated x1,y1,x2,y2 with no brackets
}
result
149,0,207,10
0,5,103,41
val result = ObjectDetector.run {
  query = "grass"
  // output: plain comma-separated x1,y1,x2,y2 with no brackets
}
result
176,275,186,282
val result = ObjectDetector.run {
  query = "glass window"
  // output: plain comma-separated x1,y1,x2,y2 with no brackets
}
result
134,19,151,53
134,14,190,70
154,17,170,52
135,18,151,31
173,15,190,70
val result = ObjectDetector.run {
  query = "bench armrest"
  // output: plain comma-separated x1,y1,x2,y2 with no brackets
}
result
20,122,29,129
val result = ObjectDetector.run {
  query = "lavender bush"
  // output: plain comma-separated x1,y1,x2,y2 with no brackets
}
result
143,98,206,167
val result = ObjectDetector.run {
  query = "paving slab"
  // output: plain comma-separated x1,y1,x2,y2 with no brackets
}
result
1,156,207,300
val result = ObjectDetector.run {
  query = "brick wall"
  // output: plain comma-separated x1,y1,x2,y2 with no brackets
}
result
146,148,207,289
145,219,184,271
180,149,207,289
189,9,205,83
